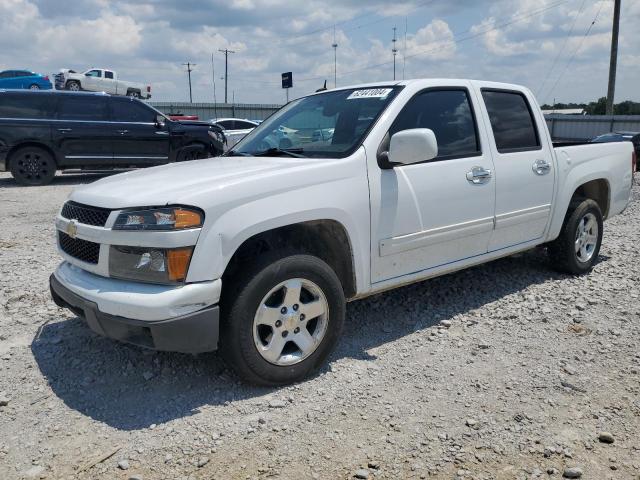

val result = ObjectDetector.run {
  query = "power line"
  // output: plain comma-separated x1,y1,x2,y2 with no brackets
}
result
536,0,589,100
296,0,571,84
542,0,606,104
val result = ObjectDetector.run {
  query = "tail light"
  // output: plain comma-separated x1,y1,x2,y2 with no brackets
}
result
147,85,151,92
43,76,49,81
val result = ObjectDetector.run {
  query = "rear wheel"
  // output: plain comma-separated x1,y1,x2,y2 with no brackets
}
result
29,84,40,90
66,80,80,91
220,253,345,386
547,198,603,274
179,147,207,162
9,146,56,186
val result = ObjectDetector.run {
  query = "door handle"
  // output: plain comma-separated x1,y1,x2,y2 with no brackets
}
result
532,159,551,175
117,129,129,135
466,166,492,184
57,128,72,133
155,131,169,136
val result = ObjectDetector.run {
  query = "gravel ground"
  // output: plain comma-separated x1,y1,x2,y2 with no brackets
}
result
0,171,639,480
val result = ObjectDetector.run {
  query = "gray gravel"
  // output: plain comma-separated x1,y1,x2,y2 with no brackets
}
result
1,171,640,480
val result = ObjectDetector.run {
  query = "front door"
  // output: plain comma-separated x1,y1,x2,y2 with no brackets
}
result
370,87,496,283
476,87,555,251
53,95,114,167
109,97,169,166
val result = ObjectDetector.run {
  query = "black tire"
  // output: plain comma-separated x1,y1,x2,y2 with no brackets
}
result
65,80,81,91
127,90,140,98
9,146,57,186
28,84,40,90
547,198,603,274
220,252,346,386
178,147,207,162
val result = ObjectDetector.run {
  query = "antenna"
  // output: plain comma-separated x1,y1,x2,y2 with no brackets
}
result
392,26,398,80
332,25,338,88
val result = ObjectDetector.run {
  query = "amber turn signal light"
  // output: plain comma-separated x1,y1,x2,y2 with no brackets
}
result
174,209,203,229
167,247,194,282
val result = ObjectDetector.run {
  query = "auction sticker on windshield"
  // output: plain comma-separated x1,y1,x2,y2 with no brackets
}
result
347,88,393,100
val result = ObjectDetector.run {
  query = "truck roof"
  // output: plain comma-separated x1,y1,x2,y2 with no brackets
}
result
313,78,529,95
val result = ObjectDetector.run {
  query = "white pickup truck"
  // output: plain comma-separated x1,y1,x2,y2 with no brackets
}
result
56,68,152,99
50,79,635,385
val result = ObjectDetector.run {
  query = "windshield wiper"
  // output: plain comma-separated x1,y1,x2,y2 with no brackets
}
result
226,150,250,157
251,147,306,158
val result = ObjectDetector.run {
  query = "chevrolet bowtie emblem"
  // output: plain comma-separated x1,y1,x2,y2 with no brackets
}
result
66,220,78,239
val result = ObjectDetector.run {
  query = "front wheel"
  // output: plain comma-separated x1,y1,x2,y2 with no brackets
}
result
547,198,603,274
220,253,345,386
65,80,81,91
127,90,140,98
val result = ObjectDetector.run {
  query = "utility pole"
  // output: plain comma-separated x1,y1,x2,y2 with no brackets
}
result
392,26,398,81
182,62,195,103
332,25,338,88
218,48,235,103
606,0,621,116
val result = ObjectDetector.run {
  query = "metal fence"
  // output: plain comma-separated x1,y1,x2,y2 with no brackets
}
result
149,102,281,121
545,114,640,141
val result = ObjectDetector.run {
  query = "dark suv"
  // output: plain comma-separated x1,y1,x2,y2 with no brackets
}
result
0,90,225,185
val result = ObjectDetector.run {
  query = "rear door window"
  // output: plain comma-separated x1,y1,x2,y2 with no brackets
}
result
110,98,156,123
482,90,541,152
0,93,53,119
57,96,108,121
105,71,114,79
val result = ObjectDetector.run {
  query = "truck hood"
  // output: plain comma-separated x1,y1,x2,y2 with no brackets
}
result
69,155,348,210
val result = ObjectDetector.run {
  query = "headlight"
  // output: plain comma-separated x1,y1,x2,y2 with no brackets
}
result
109,246,193,284
113,207,203,231
208,129,225,143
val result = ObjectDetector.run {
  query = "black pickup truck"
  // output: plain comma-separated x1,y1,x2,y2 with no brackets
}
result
0,90,225,185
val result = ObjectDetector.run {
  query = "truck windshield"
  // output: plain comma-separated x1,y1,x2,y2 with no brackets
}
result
230,86,401,158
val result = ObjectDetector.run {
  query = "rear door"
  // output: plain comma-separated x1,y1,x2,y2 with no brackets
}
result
103,71,118,94
109,97,169,165
0,71,19,88
52,95,114,167
475,87,555,251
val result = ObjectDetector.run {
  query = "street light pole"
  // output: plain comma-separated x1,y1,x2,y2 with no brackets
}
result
392,27,398,81
332,25,338,88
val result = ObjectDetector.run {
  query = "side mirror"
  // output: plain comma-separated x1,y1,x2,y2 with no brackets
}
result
388,128,438,165
155,115,166,128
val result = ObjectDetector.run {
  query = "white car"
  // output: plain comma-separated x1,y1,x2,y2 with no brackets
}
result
55,68,152,99
50,79,635,386
209,118,259,150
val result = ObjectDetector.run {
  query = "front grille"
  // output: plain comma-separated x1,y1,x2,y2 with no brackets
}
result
58,231,100,264
61,201,111,227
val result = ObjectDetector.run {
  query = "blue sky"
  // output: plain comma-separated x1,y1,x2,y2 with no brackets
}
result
1,0,638,105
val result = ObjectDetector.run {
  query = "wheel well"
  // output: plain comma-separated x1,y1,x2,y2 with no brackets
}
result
127,88,141,94
571,179,610,218
7,142,57,167
65,79,79,86
223,220,357,299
